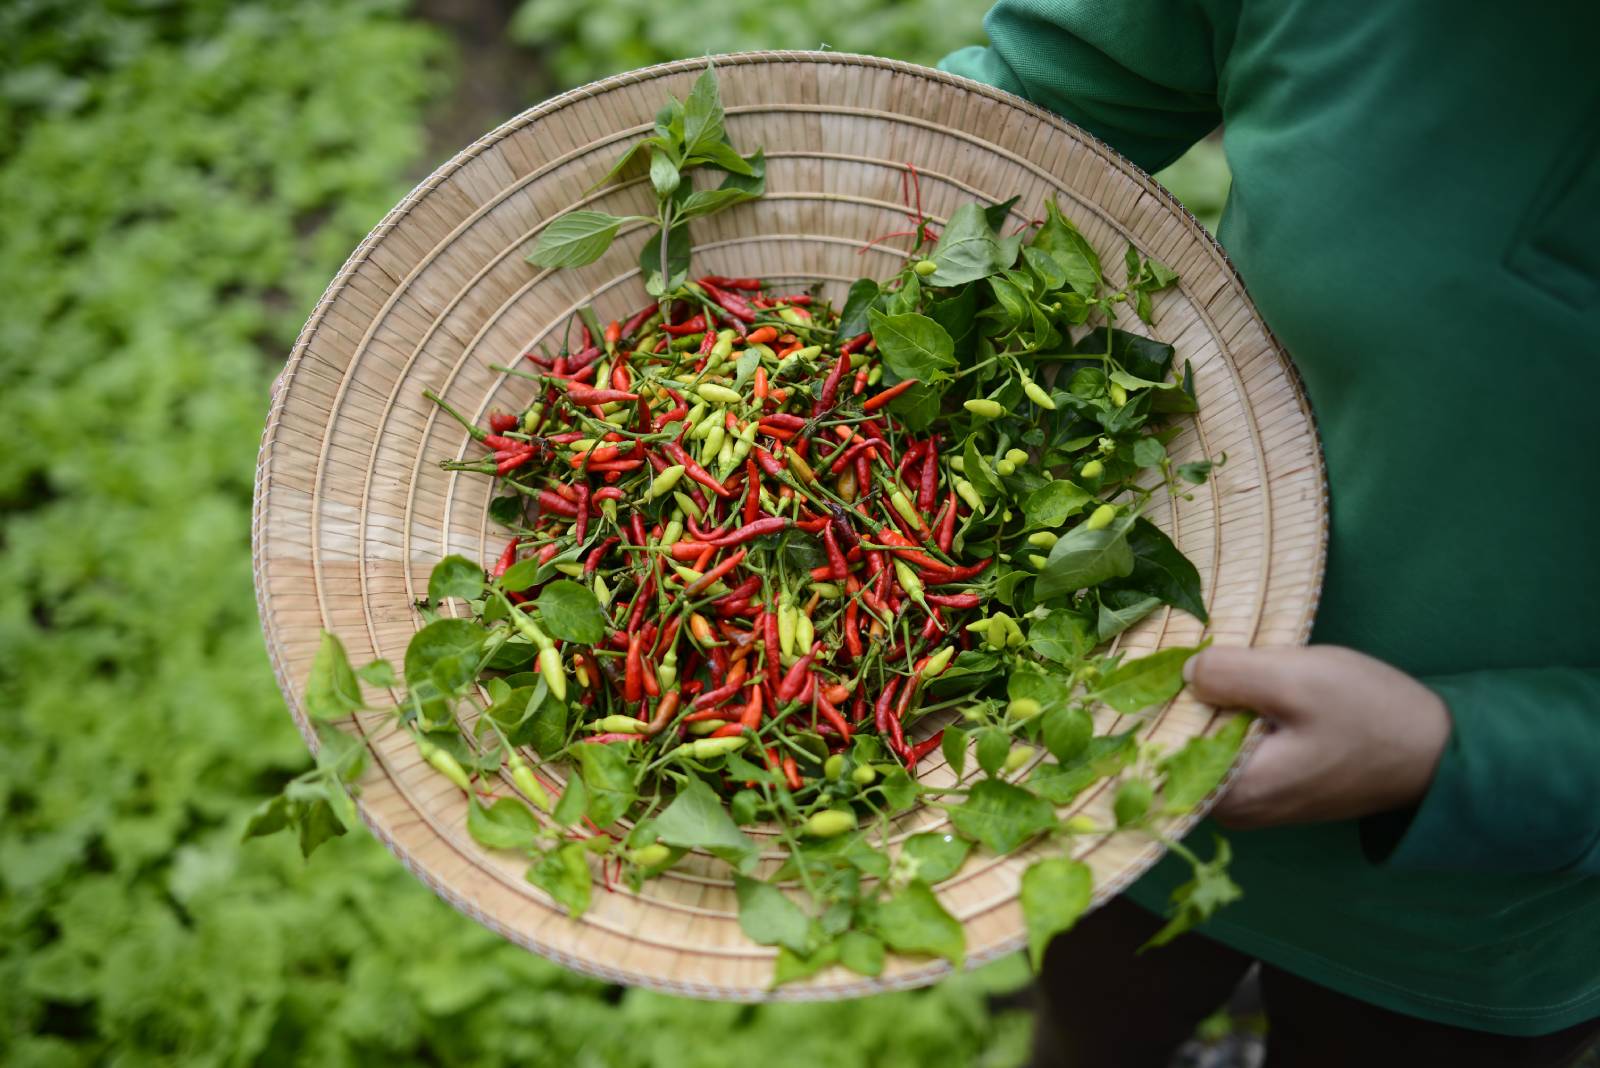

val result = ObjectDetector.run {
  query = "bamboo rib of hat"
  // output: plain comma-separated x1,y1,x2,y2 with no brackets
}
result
252,52,1327,1000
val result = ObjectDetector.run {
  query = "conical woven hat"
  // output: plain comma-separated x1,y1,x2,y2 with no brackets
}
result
253,52,1326,1000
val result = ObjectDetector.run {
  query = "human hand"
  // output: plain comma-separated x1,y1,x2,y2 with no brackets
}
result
1183,645,1451,829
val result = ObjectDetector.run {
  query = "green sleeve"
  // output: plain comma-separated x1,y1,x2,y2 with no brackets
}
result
937,0,1237,173
1369,668,1600,874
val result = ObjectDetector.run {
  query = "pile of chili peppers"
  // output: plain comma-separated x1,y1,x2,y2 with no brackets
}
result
429,276,993,792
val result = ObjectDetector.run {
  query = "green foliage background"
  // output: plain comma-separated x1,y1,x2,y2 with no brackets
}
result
0,1,1227,1063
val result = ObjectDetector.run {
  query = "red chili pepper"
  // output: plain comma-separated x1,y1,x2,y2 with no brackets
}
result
624,633,644,703
670,541,716,562
815,351,850,416
742,459,761,525
582,733,643,745
568,345,603,370
573,484,591,542
750,445,785,479
815,689,852,741
890,678,916,755
907,729,945,767
921,557,994,583
701,275,762,291
822,523,849,581
936,490,958,552
584,536,619,573
700,281,758,323
714,516,789,547
874,676,900,737
925,591,981,609
684,548,747,596
487,410,520,433
752,367,769,403
759,413,808,430
564,385,639,406
781,754,803,791
536,490,580,518
844,596,863,659
495,448,536,475
761,610,782,693
862,378,917,412
620,302,656,338
919,438,939,512
746,325,779,345
840,332,872,356
776,646,818,704
661,314,707,336
664,441,735,498
492,537,520,578
852,365,870,395
740,685,764,729
875,529,946,571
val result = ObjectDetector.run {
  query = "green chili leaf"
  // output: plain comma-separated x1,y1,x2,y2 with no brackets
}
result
1096,589,1162,642
1131,436,1166,468
1142,837,1241,950
356,659,396,688
1092,642,1207,714
1074,328,1175,382
983,194,1021,232
947,779,1056,855
902,832,972,884
653,777,759,873
573,742,637,827
551,773,587,827
681,63,725,158
837,930,886,977
1029,199,1101,296
429,554,484,604
403,618,486,692
1033,511,1138,602
527,842,592,918
535,580,607,644
296,798,347,858
1027,607,1097,665
467,796,540,851
940,726,968,778
926,203,1011,286
498,557,542,592
242,794,291,841
1021,857,1093,968
867,310,955,382
771,941,839,986
1176,459,1215,484
975,727,1010,777
1028,731,1138,804
1113,518,1208,622
873,882,964,966
305,631,365,721
878,768,918,812
528,210,627,269
1023,480,1092,530
1160,714,1252,814
525,680,568,756
836,278,881,338
1041,706,1092,763
735,875,813,954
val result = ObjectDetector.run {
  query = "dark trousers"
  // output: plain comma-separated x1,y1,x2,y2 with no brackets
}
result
1032,897,1600,1068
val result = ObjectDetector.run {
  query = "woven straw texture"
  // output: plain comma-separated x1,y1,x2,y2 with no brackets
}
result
253,52,1326,1001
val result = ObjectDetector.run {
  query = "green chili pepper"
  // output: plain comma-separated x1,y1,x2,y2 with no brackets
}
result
1027,530,1058,549
801,809,858,837
1080,459,1105,480
1084,503,1117,531
894,558,928,611
538,646,568,701
686,736,749,759
697,383,743,406
913,259,939,277
646,464,686,501
851,764,877,786
1003,746,1033,773
507,752,552,811
628,843,673,868
824,753,846,780
414,734,472,792
1021,375,1056,410
964,398,1004,419
954,477,984,512
996,458,1016,476
1006,697,1043,722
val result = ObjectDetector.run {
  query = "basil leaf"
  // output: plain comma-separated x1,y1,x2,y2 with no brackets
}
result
735,875,813,954
528,210,626,268
1021,857,1093,967
535,579,606,644
947,779,1056,855
428,554,484,604
305,631,365,721
1093,643,1206,714
902,832,972,884
681,63,725,158
688,137,758,177
1160,714,1251,814
653,777,759,873
526,842,592,917
873,883,964,966
648,149,680,197
676,185,758,221
867,310,955,382
639,222,691,295
467,797,539,851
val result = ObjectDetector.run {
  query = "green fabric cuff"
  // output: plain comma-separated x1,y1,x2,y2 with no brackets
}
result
1375,669,1600,875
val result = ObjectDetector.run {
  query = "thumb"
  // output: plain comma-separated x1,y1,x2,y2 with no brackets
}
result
1183,645,1314,723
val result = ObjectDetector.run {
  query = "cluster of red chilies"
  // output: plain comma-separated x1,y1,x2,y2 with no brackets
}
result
432,275,993,788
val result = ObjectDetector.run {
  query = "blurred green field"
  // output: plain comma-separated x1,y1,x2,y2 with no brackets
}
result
0,2,1229,1063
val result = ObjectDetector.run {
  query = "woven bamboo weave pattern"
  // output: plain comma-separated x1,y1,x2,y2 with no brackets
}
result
252,52,1327,1000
